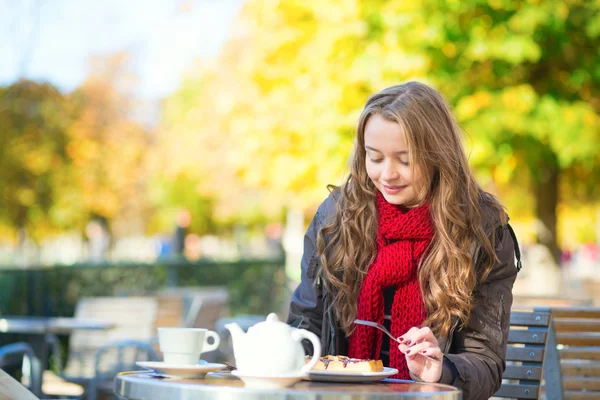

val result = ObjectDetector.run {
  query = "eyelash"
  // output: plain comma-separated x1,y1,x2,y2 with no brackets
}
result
369,158,409,166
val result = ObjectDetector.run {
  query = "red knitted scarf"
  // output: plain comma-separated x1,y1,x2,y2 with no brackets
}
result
347,192,434,379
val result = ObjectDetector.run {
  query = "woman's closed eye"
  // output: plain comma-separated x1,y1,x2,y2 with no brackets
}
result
368,157,409,166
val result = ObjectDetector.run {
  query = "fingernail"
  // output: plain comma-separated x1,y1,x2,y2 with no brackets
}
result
406,340,412,345
399,337,404,342
421,350,427,354
406,349,411,354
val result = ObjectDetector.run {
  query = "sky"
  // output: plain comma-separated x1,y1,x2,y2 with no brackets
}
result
0,0,243,100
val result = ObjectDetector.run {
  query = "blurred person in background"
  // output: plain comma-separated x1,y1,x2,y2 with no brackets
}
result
85,219,110,264
184,233,202,261
172,209,191,259
287,82,521,400
265,223,285,260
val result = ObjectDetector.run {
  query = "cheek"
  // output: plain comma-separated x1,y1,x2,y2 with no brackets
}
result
398,166,413,183
365,162,379,181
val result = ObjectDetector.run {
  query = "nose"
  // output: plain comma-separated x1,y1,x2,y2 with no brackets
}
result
381,160,399,181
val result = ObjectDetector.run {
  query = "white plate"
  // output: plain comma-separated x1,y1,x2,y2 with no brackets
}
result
232,370,306,389
306,367,399,383
136,361,227,379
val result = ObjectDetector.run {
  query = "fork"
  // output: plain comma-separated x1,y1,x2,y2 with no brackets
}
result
354,319,441,363
222,361,237,371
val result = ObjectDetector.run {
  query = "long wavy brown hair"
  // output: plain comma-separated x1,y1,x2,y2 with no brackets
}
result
317,81,506,338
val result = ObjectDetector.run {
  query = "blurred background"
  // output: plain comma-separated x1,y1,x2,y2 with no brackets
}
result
1,0,600,313
1,1,600,397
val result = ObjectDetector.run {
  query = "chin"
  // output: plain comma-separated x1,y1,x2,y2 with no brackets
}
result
378,190,418,208
380,193,406,206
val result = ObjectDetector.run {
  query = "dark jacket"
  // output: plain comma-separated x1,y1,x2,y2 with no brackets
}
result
287,193,519,400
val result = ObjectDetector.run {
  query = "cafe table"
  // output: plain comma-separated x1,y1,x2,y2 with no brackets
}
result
0,316,114,397
114,371,462,400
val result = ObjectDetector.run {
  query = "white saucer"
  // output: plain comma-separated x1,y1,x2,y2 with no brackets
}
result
307,367,399,382
231,370,306,389
136,361,227,379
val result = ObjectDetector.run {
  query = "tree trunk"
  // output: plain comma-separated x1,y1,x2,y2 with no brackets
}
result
533,164,560,265
16,206,27,250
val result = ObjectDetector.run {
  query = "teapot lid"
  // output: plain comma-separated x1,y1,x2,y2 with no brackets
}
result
248,313,289,335
265,313,279,323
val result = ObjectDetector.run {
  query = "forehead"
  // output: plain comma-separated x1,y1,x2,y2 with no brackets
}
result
364,114,408,151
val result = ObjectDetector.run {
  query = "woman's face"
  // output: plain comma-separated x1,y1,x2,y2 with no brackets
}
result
364,114,424,207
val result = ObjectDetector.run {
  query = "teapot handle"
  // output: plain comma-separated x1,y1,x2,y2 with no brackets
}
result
292,329,322,375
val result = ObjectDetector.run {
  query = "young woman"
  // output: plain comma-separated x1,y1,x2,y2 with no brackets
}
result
287,81,520,399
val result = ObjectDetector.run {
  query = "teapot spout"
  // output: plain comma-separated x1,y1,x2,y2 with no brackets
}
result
225,322,246,359
225,322,246,341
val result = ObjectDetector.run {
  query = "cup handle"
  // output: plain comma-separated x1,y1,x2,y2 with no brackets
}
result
202,330,220,353
294,329,321,375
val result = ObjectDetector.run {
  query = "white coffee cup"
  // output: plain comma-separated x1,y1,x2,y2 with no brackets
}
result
158,327,221,365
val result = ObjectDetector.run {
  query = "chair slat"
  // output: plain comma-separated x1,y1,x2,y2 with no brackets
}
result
561,360,600,377
510,312,550,327
563,376,600,391
506,346,545,362
564,390,600,400
508,330,547,345
560,347,600,361
554,318,600,332
514,295,593,307
557,333,600,346
551,307,600,399
494,383,539,399
503,365,542,380
545,307,600,319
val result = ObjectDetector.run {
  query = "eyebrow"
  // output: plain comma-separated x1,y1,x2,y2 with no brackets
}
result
364,146,408,155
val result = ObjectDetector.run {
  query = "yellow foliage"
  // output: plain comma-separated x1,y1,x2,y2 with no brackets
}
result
152,0,600,246
456,91,492,120
442,43,456,58
17,188,35,207
557,203,598,247
501,85,537,114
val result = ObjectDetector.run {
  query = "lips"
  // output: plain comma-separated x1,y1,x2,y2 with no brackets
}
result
382,185,406,194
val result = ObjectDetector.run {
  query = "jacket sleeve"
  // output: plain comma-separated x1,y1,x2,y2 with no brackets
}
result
440,224,518,400
286,195,336,340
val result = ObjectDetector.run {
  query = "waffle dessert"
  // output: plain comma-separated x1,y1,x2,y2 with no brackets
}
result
310,355,384,372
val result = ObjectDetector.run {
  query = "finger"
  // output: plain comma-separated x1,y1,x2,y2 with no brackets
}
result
404,341,434,357
398,327,420,344
407,327,438,346
398,342,410,355
418,346,443,363
399,342,442,363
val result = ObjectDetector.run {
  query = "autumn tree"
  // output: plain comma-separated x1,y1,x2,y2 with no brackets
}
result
0,53,153,248
163,0,600,262
0,80,72,244
65,53,151,237
387,0,600,261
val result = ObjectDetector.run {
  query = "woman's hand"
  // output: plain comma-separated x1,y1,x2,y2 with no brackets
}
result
398,327,443,383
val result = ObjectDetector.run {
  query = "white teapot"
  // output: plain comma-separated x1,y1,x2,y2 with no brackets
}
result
225,313,321,376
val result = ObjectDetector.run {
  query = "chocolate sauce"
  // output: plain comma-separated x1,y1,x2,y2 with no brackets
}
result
320,356,372,369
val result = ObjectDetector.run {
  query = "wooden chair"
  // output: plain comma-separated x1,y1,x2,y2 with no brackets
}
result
153,286,230,330
44,296,159,400
185,288,230,329
493,310,563,400
62,296,158,379
153,286,230,362
541,306,600,400
154,294,186,329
